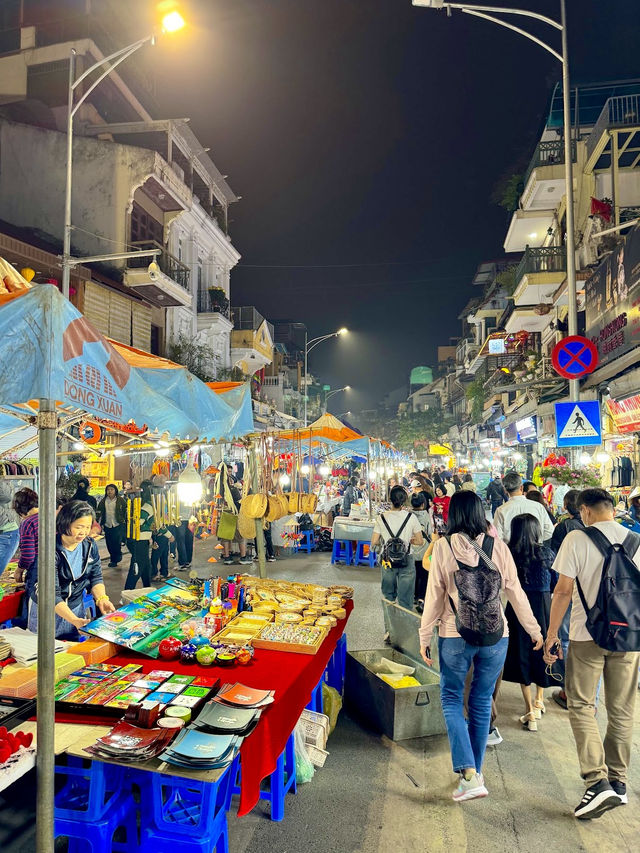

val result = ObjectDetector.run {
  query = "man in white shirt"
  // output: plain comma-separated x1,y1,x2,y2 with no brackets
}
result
371,485,423,632
544,488,640,820
493,471,554,543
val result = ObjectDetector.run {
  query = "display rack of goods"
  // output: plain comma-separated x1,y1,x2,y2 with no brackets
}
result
252,623,329,655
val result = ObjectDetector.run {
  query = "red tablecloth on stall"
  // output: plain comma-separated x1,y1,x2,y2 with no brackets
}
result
0,590,24,624
56,601,352,817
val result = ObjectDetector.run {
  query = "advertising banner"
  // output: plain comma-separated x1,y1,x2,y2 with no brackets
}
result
585,224,640,367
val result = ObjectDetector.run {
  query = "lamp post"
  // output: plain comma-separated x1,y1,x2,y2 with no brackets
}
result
303,327,348,425
324,386,351,413
413,0,578,402
61,11,185,299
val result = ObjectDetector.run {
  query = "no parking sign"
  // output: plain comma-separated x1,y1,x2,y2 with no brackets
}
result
551,336,599,380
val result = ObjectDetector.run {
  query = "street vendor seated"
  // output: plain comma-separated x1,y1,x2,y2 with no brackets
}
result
28,500,115,638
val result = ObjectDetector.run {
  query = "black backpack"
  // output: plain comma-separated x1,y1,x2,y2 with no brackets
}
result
447,534,504,647
380,513,412,569
576,527,640,652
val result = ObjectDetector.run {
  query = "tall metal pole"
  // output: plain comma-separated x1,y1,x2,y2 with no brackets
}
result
36,401,57,853
61,50,76,300
248,441,267,578
304,331,308,427
560,0,579,402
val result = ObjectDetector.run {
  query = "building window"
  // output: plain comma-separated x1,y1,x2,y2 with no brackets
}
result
197,257,203,291
130,201,163,245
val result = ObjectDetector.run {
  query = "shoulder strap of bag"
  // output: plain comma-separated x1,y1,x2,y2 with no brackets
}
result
462,533,501,574
622,530,640,559
581,526,614,558
380,514,394,540
397,512,412,538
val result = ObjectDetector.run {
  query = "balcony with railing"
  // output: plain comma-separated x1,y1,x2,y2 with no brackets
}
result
586,94,640,170
512,246,566,308
197,289,231,320
124,240,191,308
521,139,577,211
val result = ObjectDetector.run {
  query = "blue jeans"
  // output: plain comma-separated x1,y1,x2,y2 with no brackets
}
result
439,636,509,774
0,528,20,573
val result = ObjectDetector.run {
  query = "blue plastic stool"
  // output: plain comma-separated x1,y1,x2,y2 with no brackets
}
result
294,530,315,553
306,676,324,713
55,794,137,853
133,764,231,852
54,759,135,852
324,633,347,694
229,732,297,822
331,539,353,565
354,541,377,567
82,589,96,620
55,758,126,821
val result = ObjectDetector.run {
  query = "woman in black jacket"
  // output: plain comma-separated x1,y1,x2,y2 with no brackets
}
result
96,483,127,567
28,500,115,638
71,477,97,510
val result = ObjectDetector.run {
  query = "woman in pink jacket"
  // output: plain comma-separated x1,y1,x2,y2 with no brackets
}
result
419,491,543,803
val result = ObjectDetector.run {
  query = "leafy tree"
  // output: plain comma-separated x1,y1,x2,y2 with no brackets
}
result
396,409,454,451
167,333,216,382
465,379,485,424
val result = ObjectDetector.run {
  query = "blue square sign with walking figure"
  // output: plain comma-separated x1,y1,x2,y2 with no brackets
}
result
554,401,602,447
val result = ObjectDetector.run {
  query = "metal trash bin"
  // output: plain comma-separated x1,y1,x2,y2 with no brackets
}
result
344,601,446,741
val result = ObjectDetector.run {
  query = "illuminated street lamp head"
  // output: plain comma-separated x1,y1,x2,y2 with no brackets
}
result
344,385,351,391
161,10,185,33
338,327,348,335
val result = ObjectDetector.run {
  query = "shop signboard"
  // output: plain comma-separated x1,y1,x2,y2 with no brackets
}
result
554,401,602,447
585,223,640,367
516,415,538,443
502,422,519,446
606,394,640,433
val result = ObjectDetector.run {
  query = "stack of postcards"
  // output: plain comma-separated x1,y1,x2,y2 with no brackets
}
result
192,700,261,737
159,729,241,770
85,719,176,762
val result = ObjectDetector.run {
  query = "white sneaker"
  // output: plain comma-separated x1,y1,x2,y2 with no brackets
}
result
487,727,503,746
452,772,488,802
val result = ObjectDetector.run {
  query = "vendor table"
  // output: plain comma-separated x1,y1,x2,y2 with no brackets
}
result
316,496,342,515
0,590,24,625
331,517,375,542
53,601,352,818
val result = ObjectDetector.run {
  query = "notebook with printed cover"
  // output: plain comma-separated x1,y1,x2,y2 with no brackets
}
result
193,701,259,733
214,683,274,708
163,729,238,762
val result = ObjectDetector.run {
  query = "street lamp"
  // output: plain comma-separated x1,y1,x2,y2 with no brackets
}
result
61,10,185,299
303,327,348,425
413,1,578,402
324,386,350,412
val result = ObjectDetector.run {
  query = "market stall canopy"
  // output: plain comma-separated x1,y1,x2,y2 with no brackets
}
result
0,284,200,438
106,342,254,442
267,413,361,444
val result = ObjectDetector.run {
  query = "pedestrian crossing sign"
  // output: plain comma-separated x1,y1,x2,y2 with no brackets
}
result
554,401,602,447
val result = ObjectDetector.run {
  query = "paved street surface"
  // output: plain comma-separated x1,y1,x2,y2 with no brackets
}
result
99,540,640,853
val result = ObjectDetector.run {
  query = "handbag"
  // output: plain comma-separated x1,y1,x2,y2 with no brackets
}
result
217,511,238,541
266,494,285,522
288,492,300,513
241,493,267,519
237,511,256,540
300,493,318,513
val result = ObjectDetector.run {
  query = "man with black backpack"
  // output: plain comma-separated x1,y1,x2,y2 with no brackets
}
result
371,485,424,633
544,488,640,820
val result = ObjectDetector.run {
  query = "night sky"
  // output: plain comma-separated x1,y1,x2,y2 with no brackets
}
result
155,0,640,409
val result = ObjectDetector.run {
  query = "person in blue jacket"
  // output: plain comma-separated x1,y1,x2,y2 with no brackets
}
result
28,500,115,638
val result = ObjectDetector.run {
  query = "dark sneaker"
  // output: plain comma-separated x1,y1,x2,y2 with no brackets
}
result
552,690,568,710
609,780,628,804
575,780,622,819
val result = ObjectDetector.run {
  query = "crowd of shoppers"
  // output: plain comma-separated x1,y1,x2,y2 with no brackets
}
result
406,475,640,822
